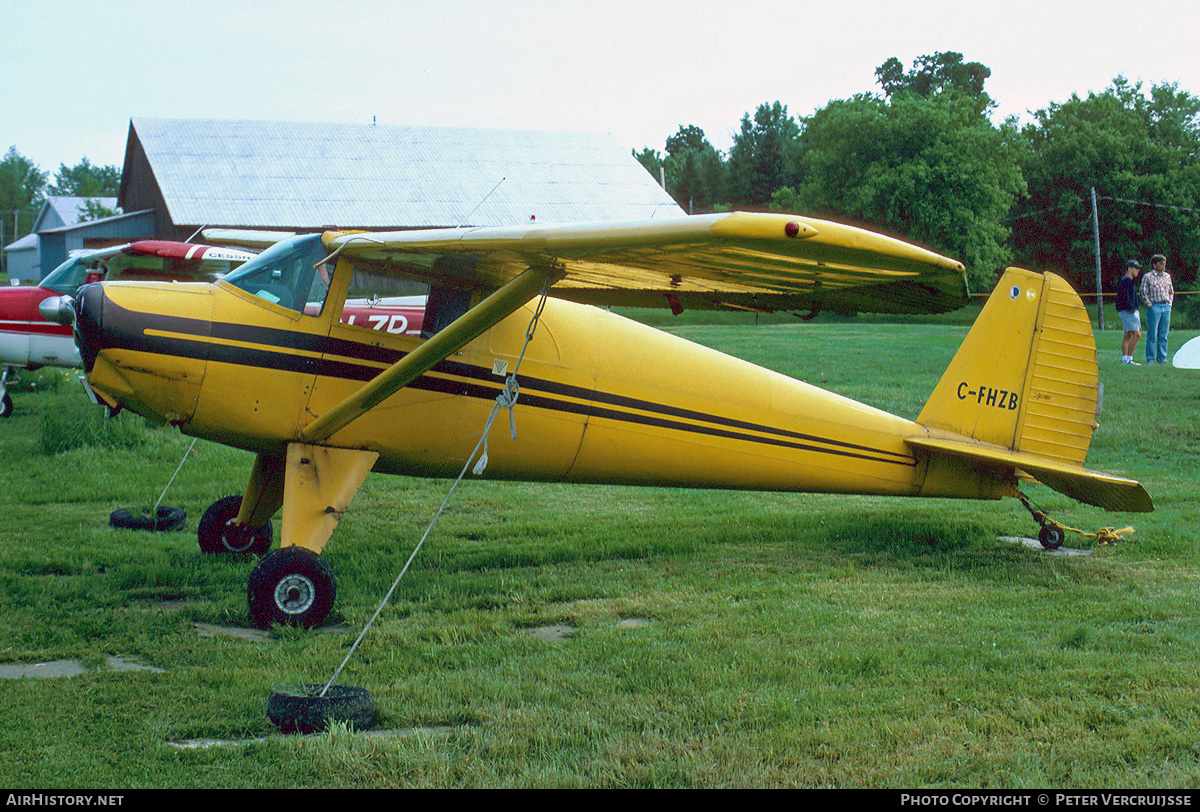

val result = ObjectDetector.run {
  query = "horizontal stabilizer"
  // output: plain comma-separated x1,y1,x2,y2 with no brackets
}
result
907,435,1152,513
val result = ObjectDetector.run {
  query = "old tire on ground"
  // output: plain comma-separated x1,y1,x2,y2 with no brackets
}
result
266,684,374,734
198,495,272,555
110,506,187,532
247,546,336,628
1038,524,1066,550
0,393,13,418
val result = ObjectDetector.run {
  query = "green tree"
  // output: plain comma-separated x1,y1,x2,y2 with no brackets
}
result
49,157,121,197
876,51,993,111
1015,77,1200,291
0,147,47,240
727,102,803,207
79,198,119,222
781,88,1025,291
633,147,665,186
665,125,708,157
662,125,726,213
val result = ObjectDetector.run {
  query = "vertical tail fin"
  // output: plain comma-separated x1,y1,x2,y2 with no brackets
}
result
917,268,1099,465
910,268,1150,512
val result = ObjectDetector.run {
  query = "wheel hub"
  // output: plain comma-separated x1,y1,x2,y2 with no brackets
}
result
222,519,257,553
274,574,317,614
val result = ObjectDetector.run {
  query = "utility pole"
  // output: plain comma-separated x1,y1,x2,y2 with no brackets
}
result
1,207,34,280
1091,187,1105,331
0,210,18,279
0,210,23,280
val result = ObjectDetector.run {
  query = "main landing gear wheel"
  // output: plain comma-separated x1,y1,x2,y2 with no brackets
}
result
247,546,336,628
0,393,12,419
197,495,272,555
110,506,187,532
1038,523,1066,550
266,684,374,734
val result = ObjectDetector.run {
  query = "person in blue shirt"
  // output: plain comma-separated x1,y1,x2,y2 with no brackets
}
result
1116,259,1142,365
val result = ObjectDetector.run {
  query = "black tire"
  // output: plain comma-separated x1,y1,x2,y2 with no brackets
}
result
197,495,271,555
247,546,336,628
1038,524,1066,550
266,684,374,734
109,505,187,532
0,393,12,419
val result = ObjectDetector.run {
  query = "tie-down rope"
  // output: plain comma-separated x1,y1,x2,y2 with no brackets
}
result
322,280,551,695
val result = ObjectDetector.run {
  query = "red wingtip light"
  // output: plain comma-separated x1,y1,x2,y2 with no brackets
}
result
785,221,801,238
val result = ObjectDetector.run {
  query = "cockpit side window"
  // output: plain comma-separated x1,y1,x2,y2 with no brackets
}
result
336,265,429,337
222,234,333,315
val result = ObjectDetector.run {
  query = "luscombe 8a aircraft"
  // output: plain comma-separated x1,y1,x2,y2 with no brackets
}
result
50,212,1152,628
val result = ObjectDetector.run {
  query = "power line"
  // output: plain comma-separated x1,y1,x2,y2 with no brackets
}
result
1099,195,1200,216
1001,195,1090,225
928,190,1199,242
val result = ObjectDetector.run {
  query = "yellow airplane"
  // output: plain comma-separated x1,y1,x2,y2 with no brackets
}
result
53,211,1152,628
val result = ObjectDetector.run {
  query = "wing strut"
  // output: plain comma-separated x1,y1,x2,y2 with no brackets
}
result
299,265,555,444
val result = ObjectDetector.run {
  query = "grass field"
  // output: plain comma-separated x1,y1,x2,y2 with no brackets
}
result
0,316,1198,789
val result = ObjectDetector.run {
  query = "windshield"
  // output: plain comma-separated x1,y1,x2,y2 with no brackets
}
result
40,248,124,294
221,234,332,314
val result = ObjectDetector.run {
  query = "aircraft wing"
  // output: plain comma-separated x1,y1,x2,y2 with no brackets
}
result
301,212,966,443
201,228,297,249
127,241,257,263
322,212,969,316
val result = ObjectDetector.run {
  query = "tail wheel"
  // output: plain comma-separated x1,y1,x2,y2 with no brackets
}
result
1038,523,1066,550
248,547,336,629
198,495,272,555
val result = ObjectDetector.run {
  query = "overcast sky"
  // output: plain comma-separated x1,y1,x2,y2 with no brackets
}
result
2,0,1198,176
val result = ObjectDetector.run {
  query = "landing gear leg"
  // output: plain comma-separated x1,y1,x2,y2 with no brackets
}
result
0,366,13,419
240,443,377,628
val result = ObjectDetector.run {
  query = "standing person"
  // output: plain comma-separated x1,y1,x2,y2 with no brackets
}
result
1140,253,1174,364
1116,260,1142,364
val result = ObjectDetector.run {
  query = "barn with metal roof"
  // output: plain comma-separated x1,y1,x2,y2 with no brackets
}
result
2,196,153,283
118,117,682,240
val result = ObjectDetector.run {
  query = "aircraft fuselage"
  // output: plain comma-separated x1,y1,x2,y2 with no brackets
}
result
74,276,1007,503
